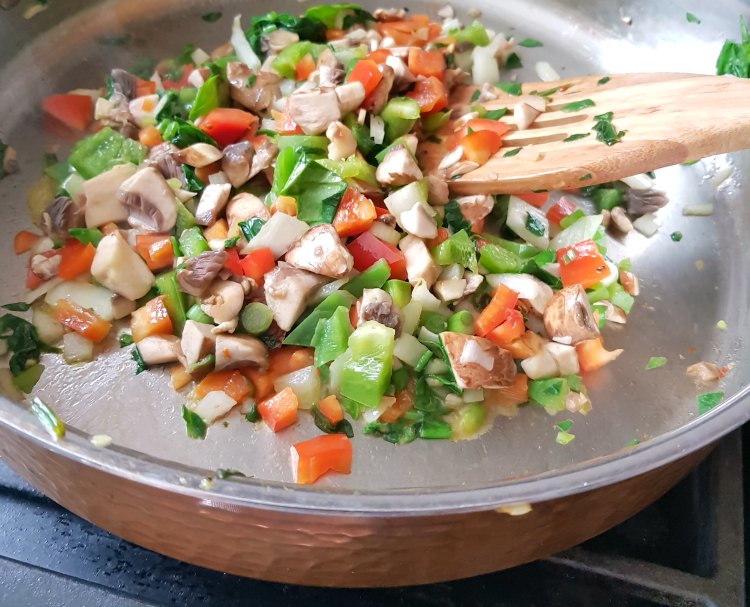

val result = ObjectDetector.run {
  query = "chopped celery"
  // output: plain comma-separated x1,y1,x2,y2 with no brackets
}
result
179,227,209,257
340,321,395,408
311,306,353,367
587,284,610,304
344,259,391,297
383,280,411,309
68,127,146,179
529,377,569,413
240,302,274,335
447,310,474,334
186,304,214,324
155,271,188,334
284,290,356,346
317,156,378,186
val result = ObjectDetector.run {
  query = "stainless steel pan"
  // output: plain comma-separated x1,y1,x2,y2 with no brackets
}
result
0,0,748,587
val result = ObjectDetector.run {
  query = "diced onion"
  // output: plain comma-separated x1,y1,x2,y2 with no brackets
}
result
393,334,429,367
411,280,441,312
550,214,603,250
231,15,261,71
362,396,396,423
682,203,714,216
598,260,619,288
520,348,558,379
241,212,309,258
434,278,467,302
45,282,115,320
369,115,385,145
710,164,734,188
535,61,560,82
418,326,440,344
368,220,401,246
63,332,94,364
274,365,321,410
0,368,22,401
32,307,64,346
462,388,484,403
310,279,349,305
485,274,553,314
400,301,422,335
191,48,210,66
192,390,236,424
620,173,653,191
544,342,580,375
633,213,660,237
472,33,505,84
425,358,449,375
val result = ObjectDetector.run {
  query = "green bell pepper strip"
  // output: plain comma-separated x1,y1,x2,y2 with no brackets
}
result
479,244,523,273
586,284,610,304
452,21,490,46
188,353,215,375
284,290,356,346
344,259,391,297
340,320,395,408
609,282,635,314
155,271,188,334
179,227,210,257
447,310,474,334
418,417,453,439
593,188,622,212
276,135,330,155
528,377,570,413
430,230,478,272
67,227,103,246
383,280,411,309
67,127,146,179
380,97,420,143
311,306,353,367
186,304,214,325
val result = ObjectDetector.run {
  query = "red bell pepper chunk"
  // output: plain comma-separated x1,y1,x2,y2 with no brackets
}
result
486,309,525,347
461,130,503,165
240,247,276,285
347,59,383,98
408,48,446,80
546,196,577,225
332,189,377,237
291,434,352,484
407,76,448,114
295,54,316,81
199,108,257,148
42,94,93,132
466,118,510,139
224,248,244,276
475,284,519,337
58,239,96,280
517,192,550,208
556,239,611,289
346,231,406,281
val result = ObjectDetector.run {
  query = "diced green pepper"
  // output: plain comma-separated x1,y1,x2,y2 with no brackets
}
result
479,244,523,273
68,127,146,179
68,228,103,246
587,284,610,304
311,306,353,367
431,230,478,272
12,364,44,394
529,377,569,413
175,200,197,237
447,310,474,334
276,135,330,155
344,259,391,297
593,188,622,212
380,97,420,142
453,21,490,46
383,280,411,308
422,110,451,133
609,282,635,314
284,290,356,346
155,271,188,334
272,41,325,79
340,321,394,408
179,226,209,257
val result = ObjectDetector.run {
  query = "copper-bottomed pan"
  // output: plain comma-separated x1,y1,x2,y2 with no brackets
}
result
0,0,748,587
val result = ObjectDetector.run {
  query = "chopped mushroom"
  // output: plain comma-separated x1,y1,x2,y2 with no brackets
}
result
195,183,232,226
214,334,268,370
619,270,640,296
376,145,423,186
335,82,366,115
176,251,229,297
687,361,722,384
30,253,61,279
226,62,282,113
610,206,634,233
399,203,438,239
137,335,182,366
200,280,245,324
426,174,449,206
221,141,254,188
263,29,299,53
146,143,184,182
317,48,344,87
180,320,216,367
91,232,155,300
626,188,668,216
263,262,328,331
359,288,401,333
326,121,357,161
286,89,342,135
41,196,85,239
385,55,415,92
2,144,18,176
442,332,516,389
83,163,138,227
110,294,136,320
118,167,177,232
363,64,394,114
284,224,354,279
249,138,278,179
399,235,440,287
543,284,600,344
226,192,270,226
514,100,542,131
175,143,223,168
457,194,495,224
110,68,137,100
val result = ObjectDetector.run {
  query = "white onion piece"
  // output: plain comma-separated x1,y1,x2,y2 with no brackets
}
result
369,115,385,145
45,282,115,320
231,15,261,71
485,274,553,314
682,203,714,216
411,280,441,312
462,388,484,403
32,307,64,346
472,33,505,84
367,220,401,246
63,332,94,364
192,390,236,424
434,278,467,302
633,213,660,237
393,334,429,367
544,342,580,375
521,348,558,379
274,366,321,410
208,171,229,185
362,396,396,424
550,214,603,250
620,173,653,190
191,47,210,66
599,260,619,288
710,164,734,188
241,212,309,258
460,340,494,371
535,61,560,82
400,301,422,335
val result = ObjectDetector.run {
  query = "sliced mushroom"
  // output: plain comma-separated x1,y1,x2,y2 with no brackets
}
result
399,235,440,287
194,183,232,226
514,101,541,131
263,29,299,53
226,192,270,226
118,167,178,232
215,334,268,370
137,335,182,366
263,262,328,331
619,270,640,296
221,141,254,188
181,320,216,367
463,273,484,296
375,145,423,186
284,224,354,279
335,82,366,115
2,144,18,177
41,196,85,239
426,174,449,206
175,143,223,168
442,332,516,389
687,361,722,384
543,284,600,345
363,64,394,114
385,55,415,92
626,188,668,217
91,232,155,300
110,68,137,100
287,89,342,135
83,163,138,228
457,194,495,224
226,62,282,113
326,121,357,161
176,251,229,297
358,288,401,333
317,48,345,87
249,138,278,179
200,280,245,324
610,206,634,233
146,143,184,182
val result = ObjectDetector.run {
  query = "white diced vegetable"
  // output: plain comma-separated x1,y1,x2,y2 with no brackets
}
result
535,61,560,82
240,212,309,258
90,233,155,301
384,179,428,219
32,307,64,346
462,388,484,403
471,33,504,84
425,357,449,375
486,273,553,314
63,332,94,364
192,390,236,424
231,14,261,70
393,334,429,367
83,163,137,227
506,196,550,249
45,281,116,320
434,278,467,302
411,280,441,311
632,213,660,237
550,214,604,250
400,301,422,335
520,348,558,379
367,220,401,246
620,173,653,190
362,395,396,423
544,342,580,375
128,94,159,128
274,365,321,410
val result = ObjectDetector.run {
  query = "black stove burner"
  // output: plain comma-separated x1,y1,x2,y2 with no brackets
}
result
0,426,746,607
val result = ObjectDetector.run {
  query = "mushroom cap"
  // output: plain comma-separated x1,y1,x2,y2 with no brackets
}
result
543,284,600,345
442,332,516,389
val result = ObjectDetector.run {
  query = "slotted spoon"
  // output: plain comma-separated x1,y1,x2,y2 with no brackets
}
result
428,72,750,195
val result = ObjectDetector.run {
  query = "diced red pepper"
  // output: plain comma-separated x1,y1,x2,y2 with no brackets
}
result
58,239,96,280
466,118,511,139
556,239,611,288
407,48,445,80
486,309,525,347
347,59,383,98
14,230,40,255
546,196,578,225
295,54,316,81
240,248,275,285
346,231,406,280
367,49,391,64
461,130,503,165
199,108,257,148
291,434,352,484
517,192,550,208
475,284,519,337
407,76,448,114
332,189,377,237
42,94,93,132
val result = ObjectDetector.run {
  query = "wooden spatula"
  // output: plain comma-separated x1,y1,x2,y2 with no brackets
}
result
423,73,750,195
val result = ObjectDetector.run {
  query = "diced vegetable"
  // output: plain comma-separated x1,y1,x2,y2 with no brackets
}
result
274,365,322,409
347,59,383,97
199,108,256,148
347,232,406,281
194,370,250,403
155,271,188,334
130,295,173,342
42,94,93,131
557,240,611,289
68,127,146,179
52,299,112,343
506,196,550,250
291,434,352,484
576,337,623,372
332,189,377,237
311,306,353,367
340,321,395,408
475,284,518,337
257,386,299,432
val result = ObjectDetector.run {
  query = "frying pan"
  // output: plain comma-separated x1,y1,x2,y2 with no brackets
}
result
0,0,749,588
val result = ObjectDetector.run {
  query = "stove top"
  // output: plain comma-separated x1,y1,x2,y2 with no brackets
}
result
0,426,746,607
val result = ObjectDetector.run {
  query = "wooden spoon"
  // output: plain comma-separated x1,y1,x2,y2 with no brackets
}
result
422,73,750,195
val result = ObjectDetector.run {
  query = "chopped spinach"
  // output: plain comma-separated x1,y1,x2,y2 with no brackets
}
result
131,347,147,375
505,52,523,69
118,334,134,348
312,405,354,437
245,12,327,56
503,147,522,157
0,314,51,376
560,99,595,112
563,133,590,142
597,76,611,85
239,217,266,241
592,111,625,146
495,82,522,96
182,405,207,439
484,108,508,120
443,199,471,233
518,38,543,47
686,12,701,24
2,302,31,312
716,17,750,78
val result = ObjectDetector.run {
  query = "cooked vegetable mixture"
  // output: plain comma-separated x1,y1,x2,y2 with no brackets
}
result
5,4,667,484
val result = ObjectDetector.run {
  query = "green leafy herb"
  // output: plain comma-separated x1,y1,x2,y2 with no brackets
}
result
245,11,327,56
215,468,246,479
715,17,750,78
495,82,522,96
282,157,346,225
364,419,418,444
202,11,222,22
555,419,573,432
0,314,50,376
159,119,218,149
597,76,611,85
182,405,207,439
530,86,559,97
505,52,523,69
239,217,266,241
503,147,521,157
518,38,543,47
118,334,134,348
443,199,471,233
30,397,65,440
484,108,508,120
131,57,157,80
181,165,204,193
560,99,595,112
131,347,147,375
628,438,640,446
670,231,683,242
645,356,667,370
592,111,625,146
245,403,261,423
525,212,546,236
563,133,590,142
312,405,354,437
470,89,481,102
697,391,724,414
224,237,240,249
68,227,104,246
2,302,30,312
686,12,701,24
